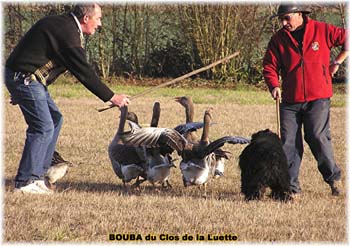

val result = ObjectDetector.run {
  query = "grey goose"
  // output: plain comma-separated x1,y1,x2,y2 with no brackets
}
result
122,107,250,196
175,96,232,179
108,106,147,190
134,102,176,188
179,108,250,196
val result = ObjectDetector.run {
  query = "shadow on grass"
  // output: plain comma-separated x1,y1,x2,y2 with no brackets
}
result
4,177,241,201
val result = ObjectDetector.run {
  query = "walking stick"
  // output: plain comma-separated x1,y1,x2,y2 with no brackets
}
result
276,96,281,138
97,52,240,112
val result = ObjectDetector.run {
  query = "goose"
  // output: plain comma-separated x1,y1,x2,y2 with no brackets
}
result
175,96,231,179
122,108,250,196
141,102,176,188
126,111,142,132
45,151,74,190
212,149,231,178
179,108,250,196
175,96,200,142
126,111,139,126
174,96,217,139
179,108,214,195
121,123,192,188
108,106,147,189
125,102,177,189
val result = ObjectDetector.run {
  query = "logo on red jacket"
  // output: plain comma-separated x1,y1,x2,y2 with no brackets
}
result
311,41,319,51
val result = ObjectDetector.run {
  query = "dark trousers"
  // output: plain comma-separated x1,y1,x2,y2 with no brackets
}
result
5,68,63,187
280,98,341,193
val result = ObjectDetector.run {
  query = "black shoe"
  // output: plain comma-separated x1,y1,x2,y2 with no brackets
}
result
329,181,341,196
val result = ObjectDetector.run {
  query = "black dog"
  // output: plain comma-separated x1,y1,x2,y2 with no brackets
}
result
239,129,292,201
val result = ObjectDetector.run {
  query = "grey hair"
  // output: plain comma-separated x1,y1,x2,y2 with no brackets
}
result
72,3,99,20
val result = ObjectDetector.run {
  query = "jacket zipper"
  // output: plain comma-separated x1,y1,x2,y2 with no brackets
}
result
287,30,306,101
322,65,329,84
301,56,306,100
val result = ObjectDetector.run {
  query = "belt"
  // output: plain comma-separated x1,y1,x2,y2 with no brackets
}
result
10,60,55,86
13,72,43,85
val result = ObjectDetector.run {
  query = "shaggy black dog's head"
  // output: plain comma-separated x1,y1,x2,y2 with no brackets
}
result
251,129,280,143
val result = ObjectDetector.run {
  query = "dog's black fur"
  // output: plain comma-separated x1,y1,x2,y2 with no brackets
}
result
239,129,292,201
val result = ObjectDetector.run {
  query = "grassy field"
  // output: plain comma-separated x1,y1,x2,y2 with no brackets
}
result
3,83,347,244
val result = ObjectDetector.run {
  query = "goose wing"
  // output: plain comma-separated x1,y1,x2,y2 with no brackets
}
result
203,136,251,157
121,127,189,153
109,144,145,164
121,127,162,147
174,122,204,135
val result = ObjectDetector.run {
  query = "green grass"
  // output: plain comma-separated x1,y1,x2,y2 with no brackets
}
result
3,78,346,107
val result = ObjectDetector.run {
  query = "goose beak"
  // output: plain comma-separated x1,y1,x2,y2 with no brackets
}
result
174,96,188,103
205,108,214,119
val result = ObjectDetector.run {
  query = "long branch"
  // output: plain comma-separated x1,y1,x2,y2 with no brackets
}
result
97,51,240,112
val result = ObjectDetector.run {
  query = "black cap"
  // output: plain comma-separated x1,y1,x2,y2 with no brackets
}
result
271,3,311,19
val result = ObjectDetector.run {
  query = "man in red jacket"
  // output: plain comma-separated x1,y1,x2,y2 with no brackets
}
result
263,4,347,196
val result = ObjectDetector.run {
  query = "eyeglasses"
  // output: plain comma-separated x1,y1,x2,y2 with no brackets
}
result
278,13,296,22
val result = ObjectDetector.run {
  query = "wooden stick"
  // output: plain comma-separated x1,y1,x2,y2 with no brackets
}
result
97,52,240,112
276,96,281,138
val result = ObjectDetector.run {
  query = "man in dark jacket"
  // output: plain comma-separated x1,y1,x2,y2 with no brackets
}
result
263,3,347,196
5,3,130,194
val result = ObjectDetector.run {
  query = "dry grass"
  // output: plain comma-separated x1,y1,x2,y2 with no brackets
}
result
3,92,347,243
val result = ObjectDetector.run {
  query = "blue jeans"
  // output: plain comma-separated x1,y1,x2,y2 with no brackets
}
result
280,98,341,193
5,68,63,188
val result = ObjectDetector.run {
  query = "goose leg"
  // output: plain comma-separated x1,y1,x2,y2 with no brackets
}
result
160,180,172,190
153,183,162,193
197,184,205,198
131,179,139,189
163,180,172,189
202,183,208,198
132,176,146,191
182,177,189,187
122,180,129,193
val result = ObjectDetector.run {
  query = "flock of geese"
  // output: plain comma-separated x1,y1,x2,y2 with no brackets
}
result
108,96,250,195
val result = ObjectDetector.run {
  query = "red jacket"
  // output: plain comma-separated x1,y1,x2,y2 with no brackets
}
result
263,17,347,103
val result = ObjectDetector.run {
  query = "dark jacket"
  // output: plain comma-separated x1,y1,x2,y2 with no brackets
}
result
6,13,114,102
263,17,347,103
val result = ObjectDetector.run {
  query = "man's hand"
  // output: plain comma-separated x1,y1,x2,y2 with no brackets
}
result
330,51,348,77
271,87,281,100
329,62,340,78
109,94,130,107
